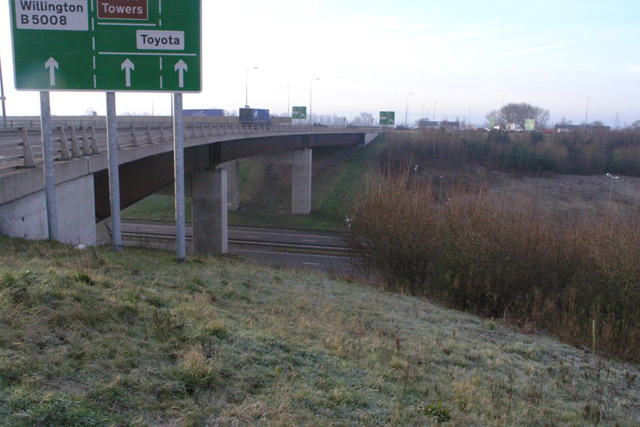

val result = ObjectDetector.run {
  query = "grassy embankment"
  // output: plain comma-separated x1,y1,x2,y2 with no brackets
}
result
1,237,639,425
124,130,640,362
122,142,385,230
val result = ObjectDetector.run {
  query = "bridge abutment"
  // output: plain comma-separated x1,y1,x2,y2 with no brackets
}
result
0,173,96,246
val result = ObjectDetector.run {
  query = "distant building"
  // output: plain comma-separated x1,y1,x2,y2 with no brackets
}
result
441,121,460,132
418,119,437,129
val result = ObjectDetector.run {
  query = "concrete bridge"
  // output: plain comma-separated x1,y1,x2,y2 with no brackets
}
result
0,116,379,253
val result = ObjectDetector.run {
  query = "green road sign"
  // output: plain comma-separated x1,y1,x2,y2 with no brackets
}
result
380,111,395,125
9,0,201,92
292,106,306,120
525,119,535,131
489,117,496,127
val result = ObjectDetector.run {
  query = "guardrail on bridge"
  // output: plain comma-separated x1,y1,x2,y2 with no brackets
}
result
0,121,381,174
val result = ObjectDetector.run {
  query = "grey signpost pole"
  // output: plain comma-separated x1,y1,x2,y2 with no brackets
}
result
40,91,58,241
106,92,123,251
173,93,187,262
0,57,7,128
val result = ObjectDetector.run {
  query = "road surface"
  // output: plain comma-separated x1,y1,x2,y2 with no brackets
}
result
119,220,356,274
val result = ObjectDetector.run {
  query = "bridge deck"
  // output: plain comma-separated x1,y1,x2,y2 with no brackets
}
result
0,120,379,176
0,119,380,213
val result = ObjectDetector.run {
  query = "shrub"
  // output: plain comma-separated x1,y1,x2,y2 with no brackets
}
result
347,164,640,362
487,129,511,144
529,131,544,143
383,129,640,177
346,162,439,295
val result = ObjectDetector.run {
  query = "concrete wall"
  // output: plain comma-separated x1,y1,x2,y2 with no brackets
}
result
364,133,379,145
0,174,96,245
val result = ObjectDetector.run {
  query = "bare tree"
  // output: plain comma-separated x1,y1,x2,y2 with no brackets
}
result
351,112,374,126
486,102,550,130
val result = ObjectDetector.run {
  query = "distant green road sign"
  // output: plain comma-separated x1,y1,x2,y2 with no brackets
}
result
380,111,395,125
9,0,201,92
525,119,535,131
292,106,306,120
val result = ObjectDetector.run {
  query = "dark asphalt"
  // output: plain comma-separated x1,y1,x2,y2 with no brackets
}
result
120,221,357,274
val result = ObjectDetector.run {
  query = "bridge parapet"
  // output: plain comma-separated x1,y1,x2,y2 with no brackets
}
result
1,121,381,174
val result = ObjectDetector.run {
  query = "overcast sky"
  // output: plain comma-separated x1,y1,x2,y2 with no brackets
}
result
1,0,639,126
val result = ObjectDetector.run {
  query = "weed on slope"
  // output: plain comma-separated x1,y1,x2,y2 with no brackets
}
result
0,237,639,425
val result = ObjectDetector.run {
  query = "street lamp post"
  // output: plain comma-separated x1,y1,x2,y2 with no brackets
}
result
405,93,413,126
310,77,319,125
245,66,257,108
606,172,619,219
585,96,591,131
502,95,508,127
287,85,290,116
433,101,437,121
0,56,7,128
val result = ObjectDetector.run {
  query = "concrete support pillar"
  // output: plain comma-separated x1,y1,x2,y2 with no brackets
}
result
221,160,240,211
192,168,228,254
292,148,312,214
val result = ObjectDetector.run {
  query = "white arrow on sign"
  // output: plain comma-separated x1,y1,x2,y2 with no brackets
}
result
121,59,135,87
45,57,58,86
175,60,187,88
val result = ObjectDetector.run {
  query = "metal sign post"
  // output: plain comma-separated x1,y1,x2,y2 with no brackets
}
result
0,57,6,128
106,92,122,252
9,0,201,259
40,91,58,241
173,93,186,262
